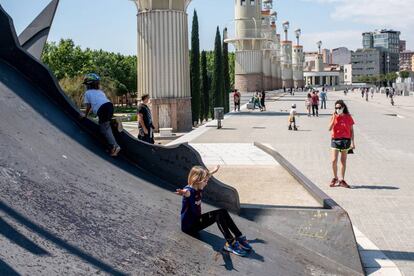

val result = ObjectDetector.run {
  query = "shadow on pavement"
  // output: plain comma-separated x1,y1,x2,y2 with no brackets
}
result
195,231,266,271
351,185,399,190
0,201,126,276
0,258,20,276
0,217,49,256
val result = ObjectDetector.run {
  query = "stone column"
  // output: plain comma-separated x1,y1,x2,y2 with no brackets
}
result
281,40,293,88
292,45,304,88
135,0,192,132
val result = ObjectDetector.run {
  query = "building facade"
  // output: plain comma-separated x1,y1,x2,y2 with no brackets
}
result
400,51,414,71
322,48,331,64
332,47,351,66
400,40,406,52
343,64,352,84
351,48,384,82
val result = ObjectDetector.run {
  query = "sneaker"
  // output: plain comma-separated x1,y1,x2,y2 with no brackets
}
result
237,236,252,251
339,180,351,189
110,146,121,157
223,241,248,257
330,178,338,187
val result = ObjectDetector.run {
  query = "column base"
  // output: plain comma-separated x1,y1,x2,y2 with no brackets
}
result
294,80,305,89
282,79,294,89
235,74,263,92
150,98,192,132
263,76,273,91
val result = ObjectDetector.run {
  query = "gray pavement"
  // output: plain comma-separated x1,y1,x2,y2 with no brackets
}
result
190,90,414,275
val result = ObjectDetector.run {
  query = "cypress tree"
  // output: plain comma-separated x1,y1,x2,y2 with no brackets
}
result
190,10,200,124
212,26,224,112
201,51,209,121
222,28,230,113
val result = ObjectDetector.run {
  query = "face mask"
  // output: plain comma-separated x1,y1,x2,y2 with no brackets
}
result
336,108,343,115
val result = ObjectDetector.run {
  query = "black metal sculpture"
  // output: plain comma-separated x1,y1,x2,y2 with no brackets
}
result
18,0,59,60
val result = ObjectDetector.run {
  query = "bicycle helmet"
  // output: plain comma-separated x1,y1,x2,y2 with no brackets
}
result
83,73,101,85
291,104,296,108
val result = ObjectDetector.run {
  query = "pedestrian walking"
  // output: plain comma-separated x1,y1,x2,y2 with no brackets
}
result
261,90,266,111
386,88,389,98
320,88,327,109
81,73,121,157
305,93,312,117
329,100,355,189
233,89,241,112
176,166,252,257
137,94,155,144
253,92,263,111
311,91,319,117
370,87,374,99
365,88,369,102
361,88,365,98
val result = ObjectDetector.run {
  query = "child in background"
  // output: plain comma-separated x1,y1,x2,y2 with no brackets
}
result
288,104,298,131
175,166,252,257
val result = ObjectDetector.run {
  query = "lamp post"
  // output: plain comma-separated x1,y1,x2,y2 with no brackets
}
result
295,28,301,46
317,40,322,54
282,21,289,41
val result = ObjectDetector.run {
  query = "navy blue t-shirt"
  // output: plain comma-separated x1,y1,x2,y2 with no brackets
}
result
180,186,202,232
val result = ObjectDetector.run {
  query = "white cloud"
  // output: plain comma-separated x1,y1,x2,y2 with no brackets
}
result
302,0,414,49
301,30,362,51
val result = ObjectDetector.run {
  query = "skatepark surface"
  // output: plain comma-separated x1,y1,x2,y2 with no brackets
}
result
0,5,363,275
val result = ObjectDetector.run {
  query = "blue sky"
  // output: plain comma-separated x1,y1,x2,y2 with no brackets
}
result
1,0,412,55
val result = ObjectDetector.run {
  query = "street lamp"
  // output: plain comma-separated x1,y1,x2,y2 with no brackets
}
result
282,21,289,41
317,40,322,54
295,28,301,46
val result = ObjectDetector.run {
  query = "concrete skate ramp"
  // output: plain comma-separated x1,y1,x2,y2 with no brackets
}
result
0,5,239,214
0,6,364,275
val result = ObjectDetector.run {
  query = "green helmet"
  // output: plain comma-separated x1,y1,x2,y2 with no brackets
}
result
83,73,100,85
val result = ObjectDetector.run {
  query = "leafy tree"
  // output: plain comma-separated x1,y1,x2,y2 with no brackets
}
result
190,10,201,125
201,51,210,122
400,71,410,79
386,72,398,85
212,26,224,111
222,28,230,113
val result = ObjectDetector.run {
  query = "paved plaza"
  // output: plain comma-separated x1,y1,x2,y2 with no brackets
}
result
175,90,414,275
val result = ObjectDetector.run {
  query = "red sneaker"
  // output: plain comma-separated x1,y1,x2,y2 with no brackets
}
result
339,180,351,189
330,178,338,187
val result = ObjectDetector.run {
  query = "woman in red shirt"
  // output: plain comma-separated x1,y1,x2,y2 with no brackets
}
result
328,100,355,188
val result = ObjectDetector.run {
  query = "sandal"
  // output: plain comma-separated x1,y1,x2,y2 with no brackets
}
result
339,180,351,189
330,178,338,187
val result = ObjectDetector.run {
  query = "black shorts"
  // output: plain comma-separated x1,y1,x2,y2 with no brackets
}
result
97,102,114,124
331,138,351,152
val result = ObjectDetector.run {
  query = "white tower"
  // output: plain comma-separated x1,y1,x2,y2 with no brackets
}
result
292,28,304,88
226,0,265,92
270,16,281,90
281,21,293,89
134,0,192,132
261,1,274,91
315,40,324,72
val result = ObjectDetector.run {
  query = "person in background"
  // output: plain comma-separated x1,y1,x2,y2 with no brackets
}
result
305,93,312,117
320,88,327,109
261,90,266,111
311,91,319,117
81,73,121,157
233,89,241,112
288,104,298,131
137,94,155,144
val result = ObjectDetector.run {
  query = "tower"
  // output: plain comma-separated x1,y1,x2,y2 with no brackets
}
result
315,40,324,72
261,1,274,91
226,0,265,92
292,28,304,88
281,21,293,89
134,0,192,132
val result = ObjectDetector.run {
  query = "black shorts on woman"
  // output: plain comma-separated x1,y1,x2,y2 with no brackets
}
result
331,138,351,152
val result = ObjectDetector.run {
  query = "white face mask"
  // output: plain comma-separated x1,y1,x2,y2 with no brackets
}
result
336,108,344,115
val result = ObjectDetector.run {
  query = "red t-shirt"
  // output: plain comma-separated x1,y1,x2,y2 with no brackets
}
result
311,94,319,105
332,114,354,139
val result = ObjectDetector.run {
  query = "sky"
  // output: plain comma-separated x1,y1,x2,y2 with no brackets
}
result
1,0,413,55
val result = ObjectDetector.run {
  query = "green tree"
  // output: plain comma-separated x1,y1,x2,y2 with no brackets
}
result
190,10,201,125
200,51,209,122
400,71,410,79
222,28,230,113
212,26,224,112
386,72,398,85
